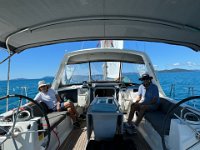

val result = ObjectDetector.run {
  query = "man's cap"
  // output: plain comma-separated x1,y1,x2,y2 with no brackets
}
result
139,73,153,81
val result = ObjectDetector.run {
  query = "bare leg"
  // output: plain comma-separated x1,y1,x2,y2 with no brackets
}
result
67,107,76,122
135,105,148,126
64,102,79,122
127,103,140,124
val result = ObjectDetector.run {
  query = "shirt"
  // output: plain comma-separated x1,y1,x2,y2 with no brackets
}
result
138,83,160,104
34,88,58,109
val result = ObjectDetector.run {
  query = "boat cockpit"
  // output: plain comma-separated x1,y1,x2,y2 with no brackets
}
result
1,48,200,150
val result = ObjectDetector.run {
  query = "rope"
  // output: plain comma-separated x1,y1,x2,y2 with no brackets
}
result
43,124,60,150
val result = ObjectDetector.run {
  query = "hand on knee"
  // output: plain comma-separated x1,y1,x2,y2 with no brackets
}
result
67,107,72,112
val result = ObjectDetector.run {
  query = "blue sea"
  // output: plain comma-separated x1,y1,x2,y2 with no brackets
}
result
0,72,200,113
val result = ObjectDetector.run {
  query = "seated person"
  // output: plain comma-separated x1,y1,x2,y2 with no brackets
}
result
33,80,80,127
127,73,160,126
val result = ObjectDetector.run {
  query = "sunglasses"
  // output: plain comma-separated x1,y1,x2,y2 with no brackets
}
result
40,85,47,88
142,79,150,81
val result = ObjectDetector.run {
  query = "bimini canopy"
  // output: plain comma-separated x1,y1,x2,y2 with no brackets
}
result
0,0,200,53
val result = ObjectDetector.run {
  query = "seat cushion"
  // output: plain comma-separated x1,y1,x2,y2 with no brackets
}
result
41,111,69,131
158,98,175,114
144,111,172,136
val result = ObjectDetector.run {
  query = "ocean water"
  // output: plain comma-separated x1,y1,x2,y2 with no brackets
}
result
0,72,200,113
157,71,200,109
0,78,53,113
157,72,200,100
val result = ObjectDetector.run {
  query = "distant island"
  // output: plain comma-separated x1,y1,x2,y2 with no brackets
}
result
40,76,54,79
1,76,54,81
23,76,53,80
121,68,200,74
11,78,28,80
158,68,200,73
1,68,200,81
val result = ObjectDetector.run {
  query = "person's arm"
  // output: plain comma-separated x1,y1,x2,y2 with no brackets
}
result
56,94,61,111
150,85,159,104
24,93,40,106
21,93,39,109
150,96,158,104
135,95,142,103
24,102,34,107
135,85,142,103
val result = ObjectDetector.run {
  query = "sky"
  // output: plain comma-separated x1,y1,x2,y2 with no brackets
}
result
0,40,200,80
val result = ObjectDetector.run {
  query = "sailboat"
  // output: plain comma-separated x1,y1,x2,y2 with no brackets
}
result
0,1,200,150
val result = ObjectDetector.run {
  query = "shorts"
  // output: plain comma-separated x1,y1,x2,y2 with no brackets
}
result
140,102,159,111
146,104,159,111
60,102,66,110
52,102,72,111
51,102,65,111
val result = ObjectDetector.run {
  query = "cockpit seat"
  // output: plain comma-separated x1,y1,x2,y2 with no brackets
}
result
30,104,69,131
144,98,178,136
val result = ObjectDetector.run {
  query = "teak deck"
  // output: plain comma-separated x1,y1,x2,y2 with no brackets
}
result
59,121,151,150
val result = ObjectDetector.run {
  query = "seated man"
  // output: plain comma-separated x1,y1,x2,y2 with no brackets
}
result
33,80,80,127
127,73,160,126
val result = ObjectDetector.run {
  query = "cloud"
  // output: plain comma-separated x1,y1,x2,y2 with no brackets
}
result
171,61,199,67
186,61,197,66
173,62,181,66
153,64,158,67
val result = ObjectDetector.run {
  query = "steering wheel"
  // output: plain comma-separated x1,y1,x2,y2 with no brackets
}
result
161,96,200,150
0,94,51,150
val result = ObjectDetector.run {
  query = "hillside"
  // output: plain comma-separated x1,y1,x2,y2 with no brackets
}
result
158,68,200,73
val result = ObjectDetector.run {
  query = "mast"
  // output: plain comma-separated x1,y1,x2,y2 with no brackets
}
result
100,40,113,80
99,40,124,80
